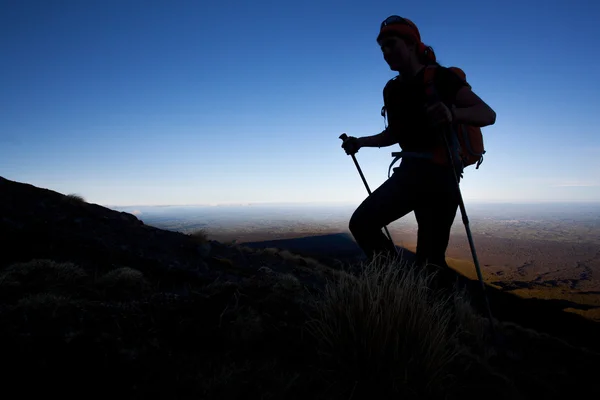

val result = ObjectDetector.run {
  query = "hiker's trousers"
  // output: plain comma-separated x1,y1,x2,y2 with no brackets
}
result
349,158,460,268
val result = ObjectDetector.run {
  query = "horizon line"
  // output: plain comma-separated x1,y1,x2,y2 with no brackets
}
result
104,200,600,208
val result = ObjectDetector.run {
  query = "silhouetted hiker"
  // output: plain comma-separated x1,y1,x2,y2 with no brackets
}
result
342,16,496,271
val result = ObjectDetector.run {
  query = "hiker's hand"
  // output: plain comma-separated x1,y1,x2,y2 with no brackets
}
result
341,135,361,155
426,102,454,127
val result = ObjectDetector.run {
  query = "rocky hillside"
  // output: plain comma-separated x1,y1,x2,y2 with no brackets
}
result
1,176,600,400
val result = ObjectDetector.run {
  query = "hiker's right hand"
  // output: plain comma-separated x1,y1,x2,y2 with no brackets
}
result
341,135,361,155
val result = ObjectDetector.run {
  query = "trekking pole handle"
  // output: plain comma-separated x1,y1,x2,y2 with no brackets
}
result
339,133,349,141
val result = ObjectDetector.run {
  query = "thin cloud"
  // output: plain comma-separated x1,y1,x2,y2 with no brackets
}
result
551,181,599,187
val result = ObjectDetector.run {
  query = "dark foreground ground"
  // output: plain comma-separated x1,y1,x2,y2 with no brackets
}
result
2,176,600,400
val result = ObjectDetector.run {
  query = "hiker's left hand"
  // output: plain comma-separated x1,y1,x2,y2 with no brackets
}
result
341,135,361,155
426,102,454,127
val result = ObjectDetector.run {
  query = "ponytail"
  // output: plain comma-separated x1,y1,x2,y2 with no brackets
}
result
418,42,437,65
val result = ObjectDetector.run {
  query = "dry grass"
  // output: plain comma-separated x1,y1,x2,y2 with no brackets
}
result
305,253,463,398
452,288,495,359
0,259,88,301
96,267,149,298
190,228,210,243
260,247,283,256
3,246,595,399
64,193,86,204
275,273,302,291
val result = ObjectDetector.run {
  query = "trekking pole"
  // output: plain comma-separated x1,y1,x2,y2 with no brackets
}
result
443,131,496,337
339,133,396,247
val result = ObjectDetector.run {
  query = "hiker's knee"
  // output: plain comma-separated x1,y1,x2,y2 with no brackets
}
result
349,210,362,234
349,207,371,234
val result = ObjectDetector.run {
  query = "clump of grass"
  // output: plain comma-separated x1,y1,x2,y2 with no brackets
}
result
95,267,149,299
274,273,301,292
190,229,209,243
256,268,305,295
190,229,212,258
0,259,88,301
17,292,74,310
278,249,303,262
452,288,495,359
10,292,88,339
305,253,462,398
262,247,282,256
64,193,86,204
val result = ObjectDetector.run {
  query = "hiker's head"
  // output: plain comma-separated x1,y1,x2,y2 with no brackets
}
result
376,16,437,72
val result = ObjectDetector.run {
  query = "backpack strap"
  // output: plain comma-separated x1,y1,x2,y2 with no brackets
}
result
423,66,439,103
422,65,465,176
381,75,401,129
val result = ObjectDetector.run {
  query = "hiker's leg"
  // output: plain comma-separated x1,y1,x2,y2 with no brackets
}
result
414,167,460,269
414,198,458,268
349,166,417,261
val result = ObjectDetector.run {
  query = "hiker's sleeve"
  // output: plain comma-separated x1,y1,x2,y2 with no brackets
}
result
437,68,469,104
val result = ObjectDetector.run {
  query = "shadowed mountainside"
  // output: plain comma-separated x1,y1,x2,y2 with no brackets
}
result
1,175,600,400
240,232,425,272
242,232,363,260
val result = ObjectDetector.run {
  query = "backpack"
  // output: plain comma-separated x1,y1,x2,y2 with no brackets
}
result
423,65,486,170
381,65,486,174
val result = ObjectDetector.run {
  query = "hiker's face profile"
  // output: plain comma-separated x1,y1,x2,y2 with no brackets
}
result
379,36,412,71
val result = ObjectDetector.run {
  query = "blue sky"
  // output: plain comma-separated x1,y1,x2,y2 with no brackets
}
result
1,0,599,206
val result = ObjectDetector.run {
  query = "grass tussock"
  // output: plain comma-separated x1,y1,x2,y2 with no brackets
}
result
452,289,495,359
96,267,150,298
16,292,78,312
64,193,86,204
0,259,88,301
262,247,282,256
190,228,210,243
274,273,301,292
305,253,463,398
